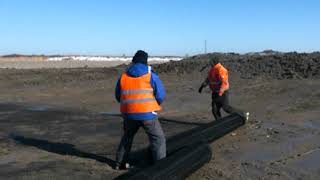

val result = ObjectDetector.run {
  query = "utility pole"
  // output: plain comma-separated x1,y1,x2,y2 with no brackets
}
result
204,40,207,54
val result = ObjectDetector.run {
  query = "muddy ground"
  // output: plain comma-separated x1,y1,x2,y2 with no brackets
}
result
0,53,319,179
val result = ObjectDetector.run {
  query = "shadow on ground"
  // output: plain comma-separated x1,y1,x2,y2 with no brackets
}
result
8,116,207,168
1,102,212,179
10,134,115,167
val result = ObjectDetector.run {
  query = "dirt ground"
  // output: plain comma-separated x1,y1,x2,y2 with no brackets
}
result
0,53,319,179
0,60,129,69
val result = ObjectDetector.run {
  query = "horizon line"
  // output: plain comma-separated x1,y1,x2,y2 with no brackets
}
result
1,49,320,57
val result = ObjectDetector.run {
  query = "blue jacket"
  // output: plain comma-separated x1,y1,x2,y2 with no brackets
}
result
115,63,166,120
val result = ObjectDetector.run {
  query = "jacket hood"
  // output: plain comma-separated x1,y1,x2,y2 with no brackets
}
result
126,63,150,77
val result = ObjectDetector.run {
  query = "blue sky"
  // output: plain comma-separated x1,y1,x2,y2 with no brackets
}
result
0,0,319,56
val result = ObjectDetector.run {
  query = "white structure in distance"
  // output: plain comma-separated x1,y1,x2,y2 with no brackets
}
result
48,56,183,62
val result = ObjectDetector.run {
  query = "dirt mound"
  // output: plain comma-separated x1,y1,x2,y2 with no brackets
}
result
154,52,320,79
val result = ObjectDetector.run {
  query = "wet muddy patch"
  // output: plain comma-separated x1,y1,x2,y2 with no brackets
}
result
26,106,50,112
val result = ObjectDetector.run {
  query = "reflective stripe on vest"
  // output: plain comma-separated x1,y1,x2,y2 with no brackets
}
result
121,89,154,95
121,98,156,104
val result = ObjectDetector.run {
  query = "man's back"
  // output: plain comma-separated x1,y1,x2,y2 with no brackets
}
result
115,63,165,120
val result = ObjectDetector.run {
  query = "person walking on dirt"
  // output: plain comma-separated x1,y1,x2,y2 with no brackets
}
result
114,50,166,170
198,57,249,121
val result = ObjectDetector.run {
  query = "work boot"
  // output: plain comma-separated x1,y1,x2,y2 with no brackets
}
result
237,112,250,122
244,112,250,122
114,162,130,170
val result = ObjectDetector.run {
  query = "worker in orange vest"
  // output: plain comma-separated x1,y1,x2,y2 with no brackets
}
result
198,57,249,121
114,50,166,170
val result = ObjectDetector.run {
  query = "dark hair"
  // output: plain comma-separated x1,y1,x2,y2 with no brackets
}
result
132,50,148,64
209,57,220,66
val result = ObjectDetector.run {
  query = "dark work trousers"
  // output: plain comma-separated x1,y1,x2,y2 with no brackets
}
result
211,90,244,121
115,118,166,165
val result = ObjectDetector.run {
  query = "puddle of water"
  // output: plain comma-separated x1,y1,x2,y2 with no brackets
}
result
304,121,320,130
232,133,316,162
234,142,285,162
27,106,50,112
290,148,320,171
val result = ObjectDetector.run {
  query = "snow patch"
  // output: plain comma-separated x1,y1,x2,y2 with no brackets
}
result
47,56,183,62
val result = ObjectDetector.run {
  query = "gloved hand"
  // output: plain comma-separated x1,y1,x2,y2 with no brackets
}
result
198,86,204,93
218,90,224,96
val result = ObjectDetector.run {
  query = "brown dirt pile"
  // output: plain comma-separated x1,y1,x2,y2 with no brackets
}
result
154,52,320,79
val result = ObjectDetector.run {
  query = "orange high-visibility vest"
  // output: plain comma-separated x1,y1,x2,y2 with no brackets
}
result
208,63,229,94
120,72,161,113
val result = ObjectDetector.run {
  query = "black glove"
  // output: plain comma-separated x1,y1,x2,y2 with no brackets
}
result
198,85,204,93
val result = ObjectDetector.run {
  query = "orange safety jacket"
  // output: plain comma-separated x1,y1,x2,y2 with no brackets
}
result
120,72,161,113
208,63,229,96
